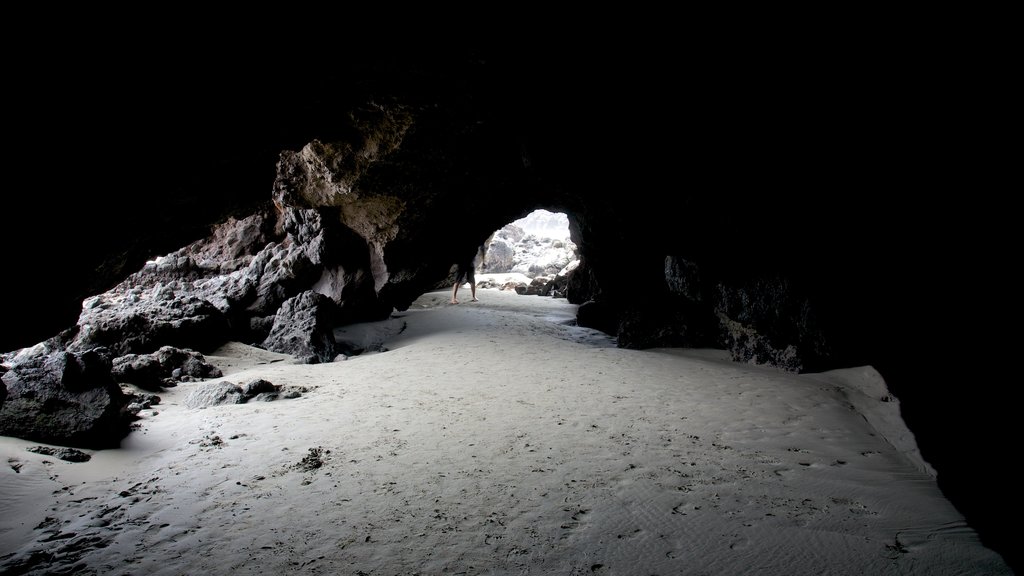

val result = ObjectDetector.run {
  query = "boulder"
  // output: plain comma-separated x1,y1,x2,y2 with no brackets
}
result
241,378,277,397
482,237,515,272
184,378,288,408
524,276,553,296
111,346,222,391
261,291,339,363
0,341,130,448
184,381,245,408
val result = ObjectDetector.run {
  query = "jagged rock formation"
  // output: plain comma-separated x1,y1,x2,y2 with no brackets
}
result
261,291,339,364
68,286,230,357
0,341,129,448
481,225,521,273
111,346,223,391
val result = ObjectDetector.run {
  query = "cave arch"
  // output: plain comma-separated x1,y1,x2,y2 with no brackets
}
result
476,209,580,292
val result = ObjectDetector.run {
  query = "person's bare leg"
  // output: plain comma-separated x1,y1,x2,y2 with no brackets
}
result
451,283,460,304
470,283,478,302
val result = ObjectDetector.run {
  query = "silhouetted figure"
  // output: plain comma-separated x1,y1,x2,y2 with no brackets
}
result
451,254,478,304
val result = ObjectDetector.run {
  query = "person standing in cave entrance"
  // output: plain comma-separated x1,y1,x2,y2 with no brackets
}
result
451,252,478,304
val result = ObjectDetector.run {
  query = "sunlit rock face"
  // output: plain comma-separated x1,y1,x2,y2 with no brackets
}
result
481,222,578,279
481,227,518,273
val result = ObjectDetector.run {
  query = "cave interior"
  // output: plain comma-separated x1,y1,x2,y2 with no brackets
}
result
1,40,1015,570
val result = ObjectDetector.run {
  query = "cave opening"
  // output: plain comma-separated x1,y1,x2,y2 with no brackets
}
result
474,209,581,299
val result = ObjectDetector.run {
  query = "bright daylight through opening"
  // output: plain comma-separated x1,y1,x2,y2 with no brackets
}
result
474,209,579,297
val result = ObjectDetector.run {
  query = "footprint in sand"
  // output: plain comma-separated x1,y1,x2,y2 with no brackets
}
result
617,528,644,540
830,497,874,515
671,503,689,515
560,507,589,531
729,535,751,550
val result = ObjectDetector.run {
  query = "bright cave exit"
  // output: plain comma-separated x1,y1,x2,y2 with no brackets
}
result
475,209,580,297
341,209,595,355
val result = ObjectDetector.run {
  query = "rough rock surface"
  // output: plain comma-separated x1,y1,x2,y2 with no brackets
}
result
184,381,246,408
0,341,129,448
481,224,522,273
712,278,829,373
69,285,230,357
261,291,339,364
111,346,222,391
655,256,829,372
184,378,298,408
26,446,92,462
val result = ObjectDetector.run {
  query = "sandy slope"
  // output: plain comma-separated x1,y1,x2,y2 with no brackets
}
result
0,289,1011,575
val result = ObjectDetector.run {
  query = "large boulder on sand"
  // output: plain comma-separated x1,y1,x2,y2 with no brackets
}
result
111,346,223,391
0,340,130,448
261,291,339,364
